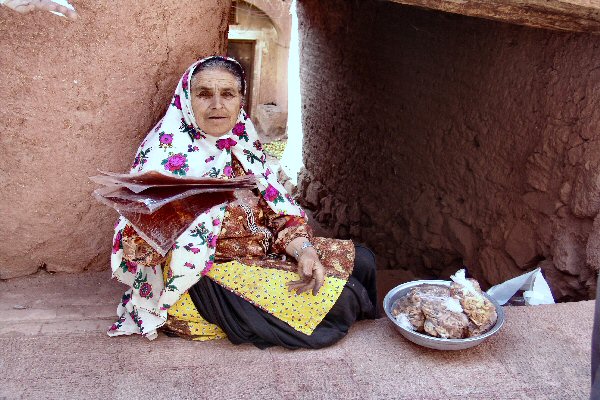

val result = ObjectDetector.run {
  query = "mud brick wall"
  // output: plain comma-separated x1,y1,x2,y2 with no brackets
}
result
0,0,231,278
296,0,600,300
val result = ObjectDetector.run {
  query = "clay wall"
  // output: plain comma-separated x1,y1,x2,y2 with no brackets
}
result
296,0,600,300
0,0,231,278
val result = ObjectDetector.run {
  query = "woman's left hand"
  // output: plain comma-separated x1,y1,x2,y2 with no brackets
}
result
4,0,79,20
286,248,325,295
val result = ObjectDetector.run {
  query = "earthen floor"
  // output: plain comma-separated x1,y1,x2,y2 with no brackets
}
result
0,270,593,399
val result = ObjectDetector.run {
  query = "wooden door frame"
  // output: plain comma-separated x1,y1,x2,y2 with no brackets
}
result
228,29,265,116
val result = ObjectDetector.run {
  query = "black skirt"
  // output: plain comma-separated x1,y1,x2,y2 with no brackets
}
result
188,245,378,349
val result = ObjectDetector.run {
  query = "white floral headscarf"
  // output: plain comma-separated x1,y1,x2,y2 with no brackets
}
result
108,56,305,340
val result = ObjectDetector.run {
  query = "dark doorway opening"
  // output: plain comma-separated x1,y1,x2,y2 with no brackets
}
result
227,39,256,116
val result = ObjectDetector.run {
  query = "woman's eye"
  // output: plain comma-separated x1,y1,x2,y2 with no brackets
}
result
222,92,234,99
198,91,211,98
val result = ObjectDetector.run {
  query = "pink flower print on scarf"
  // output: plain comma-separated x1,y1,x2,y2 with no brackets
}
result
216,137,238,151
184,243,201,254
232,122,245,135
112,231,122,254
109,315,126,332
205,156,215,163
131,147,151,171
172,94,182,110
263,184,284,204
139,282,153,299
232,122,249,142
207,233,218,248
181,71,190,99
202,260,214,276
180,119,203,141
253,140,263,151
223,165,233,177
126,261,138,274
184,262,196,269
158,132,173,149
162,153,189,176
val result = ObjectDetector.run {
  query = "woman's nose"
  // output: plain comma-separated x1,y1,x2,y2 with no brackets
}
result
210,95,224,109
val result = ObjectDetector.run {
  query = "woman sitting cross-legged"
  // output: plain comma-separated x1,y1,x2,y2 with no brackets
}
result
108,56,378,349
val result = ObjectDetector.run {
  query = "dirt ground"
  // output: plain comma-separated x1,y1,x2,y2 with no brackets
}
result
0,270,594,400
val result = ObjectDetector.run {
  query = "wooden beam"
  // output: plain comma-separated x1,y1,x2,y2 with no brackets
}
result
387,0,600,33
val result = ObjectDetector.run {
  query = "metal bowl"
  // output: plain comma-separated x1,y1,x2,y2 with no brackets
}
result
383,280,505,350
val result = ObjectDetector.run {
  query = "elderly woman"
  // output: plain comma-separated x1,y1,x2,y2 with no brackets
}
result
108,56,377,349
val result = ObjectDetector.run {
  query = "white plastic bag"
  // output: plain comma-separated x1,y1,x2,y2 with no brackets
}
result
486,267,555,306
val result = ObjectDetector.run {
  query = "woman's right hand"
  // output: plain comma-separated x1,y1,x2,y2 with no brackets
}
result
122,235,164,266
122,236,138,261
286,249,325,296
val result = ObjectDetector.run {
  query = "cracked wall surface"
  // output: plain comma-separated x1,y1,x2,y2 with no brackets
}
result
0,0,231,278
296,0,600,300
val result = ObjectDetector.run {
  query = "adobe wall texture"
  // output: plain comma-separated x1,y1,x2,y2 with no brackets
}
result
296,0,600,300
0,0,231,279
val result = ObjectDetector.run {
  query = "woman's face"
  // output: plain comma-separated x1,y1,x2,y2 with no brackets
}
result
190,68,243,137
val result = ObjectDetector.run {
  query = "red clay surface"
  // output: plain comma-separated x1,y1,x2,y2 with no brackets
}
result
0,270,593,399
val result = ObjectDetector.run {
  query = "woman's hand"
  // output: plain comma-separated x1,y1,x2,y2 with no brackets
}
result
122,235,165,266
3,0,79,20
285,237,325,295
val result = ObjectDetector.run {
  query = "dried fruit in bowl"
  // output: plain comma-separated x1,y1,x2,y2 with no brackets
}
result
391,290,425,331
450,269,498,331
391,270,498,339
420,295,469,339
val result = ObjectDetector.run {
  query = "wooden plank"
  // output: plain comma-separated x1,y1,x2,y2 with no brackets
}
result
387,0,600,33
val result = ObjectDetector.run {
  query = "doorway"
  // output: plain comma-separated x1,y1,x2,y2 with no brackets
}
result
227,40,256,116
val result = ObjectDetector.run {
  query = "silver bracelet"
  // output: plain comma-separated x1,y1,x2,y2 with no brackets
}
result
293,241,313,260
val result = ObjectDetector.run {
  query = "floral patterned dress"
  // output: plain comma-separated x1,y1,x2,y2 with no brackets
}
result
118,157,355,341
